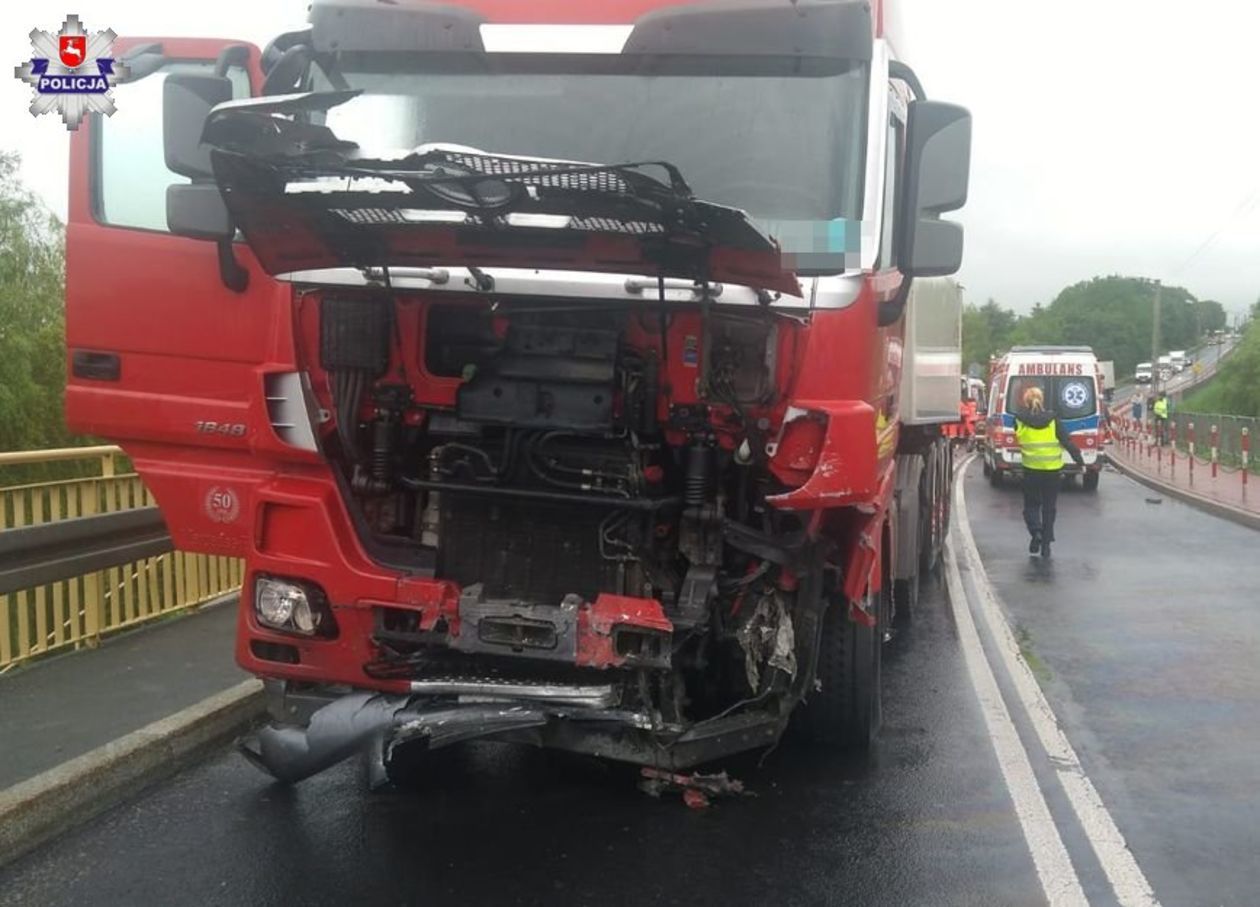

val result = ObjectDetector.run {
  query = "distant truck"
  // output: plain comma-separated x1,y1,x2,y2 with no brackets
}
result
943,376,988,447
1099,360,1116,402
1135,362,1154,384
982,346,1105,491
1169,350,1188,372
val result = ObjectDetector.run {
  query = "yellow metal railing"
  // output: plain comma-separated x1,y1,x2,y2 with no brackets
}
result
0,446,243,672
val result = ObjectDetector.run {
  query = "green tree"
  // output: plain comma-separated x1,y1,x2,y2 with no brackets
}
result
1012,276,1205,376
1194,317,1260,417
0,150,83,481
1195,299,1227,334
962,297,1019,373
962,276,1220,382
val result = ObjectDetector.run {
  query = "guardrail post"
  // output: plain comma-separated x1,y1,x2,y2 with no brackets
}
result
99,452,115,478
1243,427,1251,490
1211,424,1219,479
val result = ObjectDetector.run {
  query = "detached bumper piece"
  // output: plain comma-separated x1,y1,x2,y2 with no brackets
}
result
240,678,627,784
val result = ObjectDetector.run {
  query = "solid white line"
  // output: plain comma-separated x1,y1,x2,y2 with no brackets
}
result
953,462,1161,907
943,541,1088,906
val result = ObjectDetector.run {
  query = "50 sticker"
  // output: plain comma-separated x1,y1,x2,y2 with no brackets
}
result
204,487,241,524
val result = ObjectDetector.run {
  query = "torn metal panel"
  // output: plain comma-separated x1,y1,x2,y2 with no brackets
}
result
736,588,798,692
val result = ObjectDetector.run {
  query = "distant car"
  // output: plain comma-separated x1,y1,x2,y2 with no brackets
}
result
1135,362,1153,384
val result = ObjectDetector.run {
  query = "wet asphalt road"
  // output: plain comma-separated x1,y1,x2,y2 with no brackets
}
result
0,563,1044,905
3,459,1258,905
965,459,1260,906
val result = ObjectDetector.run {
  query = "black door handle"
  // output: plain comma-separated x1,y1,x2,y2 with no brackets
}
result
71,350,121,381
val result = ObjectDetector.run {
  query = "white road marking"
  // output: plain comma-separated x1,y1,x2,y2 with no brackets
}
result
943,539,1089,906
953,460,1161,907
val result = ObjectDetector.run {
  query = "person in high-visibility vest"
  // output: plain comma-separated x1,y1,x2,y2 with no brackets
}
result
1016,386,1085,558
1153,392,1170,445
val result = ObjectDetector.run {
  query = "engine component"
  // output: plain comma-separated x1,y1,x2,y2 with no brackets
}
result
455,317,619,432
438,498,630,604
458,378,613,432
702,314,776,405
371,414,393,486
320,296,391,376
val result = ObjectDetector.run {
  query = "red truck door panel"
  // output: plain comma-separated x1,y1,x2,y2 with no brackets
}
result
64,38,311,554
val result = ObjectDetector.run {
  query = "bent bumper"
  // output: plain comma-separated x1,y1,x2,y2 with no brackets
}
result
244,679,786,782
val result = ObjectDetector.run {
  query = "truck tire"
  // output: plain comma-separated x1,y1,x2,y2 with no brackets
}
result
893,572,918,627
1083,470,1100,492
798,592,881,753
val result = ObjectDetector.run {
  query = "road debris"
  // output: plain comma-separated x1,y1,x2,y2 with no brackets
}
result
638,767,751,809
1145,497,1164,505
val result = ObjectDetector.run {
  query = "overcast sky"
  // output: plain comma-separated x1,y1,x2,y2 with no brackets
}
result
4,0,1259,317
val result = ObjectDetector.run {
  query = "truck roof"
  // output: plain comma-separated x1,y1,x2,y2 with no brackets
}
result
310,0,878,31
1008,345,1095,354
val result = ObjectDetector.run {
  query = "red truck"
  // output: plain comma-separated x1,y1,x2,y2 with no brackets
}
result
64,0,971,782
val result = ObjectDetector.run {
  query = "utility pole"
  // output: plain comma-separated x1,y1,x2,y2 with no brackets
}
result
1151,280,1162,397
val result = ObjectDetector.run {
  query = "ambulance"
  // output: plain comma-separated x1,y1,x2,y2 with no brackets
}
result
982,346,1104,491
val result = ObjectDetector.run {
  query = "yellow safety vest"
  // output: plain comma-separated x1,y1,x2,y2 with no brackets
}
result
1153,398,1169,419
1016,420,1063,471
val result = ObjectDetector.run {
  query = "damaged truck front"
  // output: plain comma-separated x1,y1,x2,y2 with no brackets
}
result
64,0,970,783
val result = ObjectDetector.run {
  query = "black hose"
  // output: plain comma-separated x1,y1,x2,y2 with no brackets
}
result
642,350,659,435
685,442,712,506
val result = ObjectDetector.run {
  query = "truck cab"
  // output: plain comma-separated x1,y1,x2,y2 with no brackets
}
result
62,0,971,782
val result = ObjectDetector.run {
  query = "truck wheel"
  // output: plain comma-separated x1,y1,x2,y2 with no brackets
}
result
798,592,881,753
893,571,918,627
1083,471,1100,492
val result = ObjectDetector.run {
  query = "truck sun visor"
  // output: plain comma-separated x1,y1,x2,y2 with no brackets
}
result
308,0,872,61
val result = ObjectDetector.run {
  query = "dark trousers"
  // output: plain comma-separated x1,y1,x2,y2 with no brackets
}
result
1022,470,1061,541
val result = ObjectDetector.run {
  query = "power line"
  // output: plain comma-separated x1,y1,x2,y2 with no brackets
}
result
1171,186,1260,278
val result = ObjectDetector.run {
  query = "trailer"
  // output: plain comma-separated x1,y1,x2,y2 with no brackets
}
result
63,0,971,783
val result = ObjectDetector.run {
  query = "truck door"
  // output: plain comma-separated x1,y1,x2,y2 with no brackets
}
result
64,38,308,554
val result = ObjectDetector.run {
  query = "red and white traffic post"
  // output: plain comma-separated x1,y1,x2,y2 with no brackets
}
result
1189,422,1196,481
1243,427,1251,489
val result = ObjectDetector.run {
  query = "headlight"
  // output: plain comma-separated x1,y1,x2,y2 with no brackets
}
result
255,577,332,636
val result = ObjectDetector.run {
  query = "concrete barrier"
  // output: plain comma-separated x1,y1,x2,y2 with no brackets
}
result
0,679,264,868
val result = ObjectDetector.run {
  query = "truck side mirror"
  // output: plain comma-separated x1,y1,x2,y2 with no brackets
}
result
166,183,232,240
163,73,248,291
897,101,972,277
164,73,233,179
